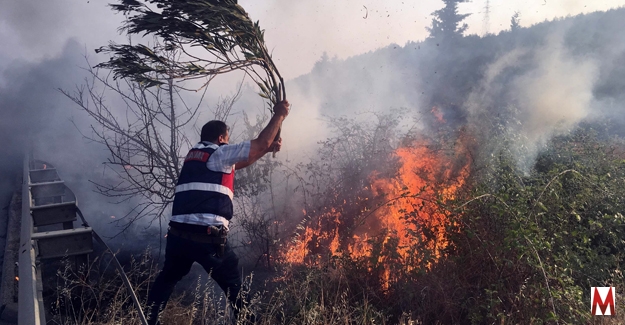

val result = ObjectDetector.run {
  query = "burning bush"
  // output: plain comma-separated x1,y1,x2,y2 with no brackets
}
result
278,116,625,324
278,111,471,294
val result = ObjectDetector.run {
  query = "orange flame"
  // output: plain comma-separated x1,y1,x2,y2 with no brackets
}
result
282,139,470,287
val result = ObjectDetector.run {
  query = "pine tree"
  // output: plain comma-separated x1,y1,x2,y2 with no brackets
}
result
427,0,470,42
510,11,521,32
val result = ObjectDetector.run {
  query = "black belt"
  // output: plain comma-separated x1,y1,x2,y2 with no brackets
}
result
168,227,227,244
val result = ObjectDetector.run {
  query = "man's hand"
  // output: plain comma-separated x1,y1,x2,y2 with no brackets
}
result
273,100,290,119
267,138,282,153
244,100,290,168
237,138,283,170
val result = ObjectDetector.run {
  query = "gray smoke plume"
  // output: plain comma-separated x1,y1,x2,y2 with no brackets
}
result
465,29,600,171
0,39,162,254
286,8,625,173
0,41,88,208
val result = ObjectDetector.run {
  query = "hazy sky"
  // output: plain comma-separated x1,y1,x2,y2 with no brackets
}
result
1,0,624,80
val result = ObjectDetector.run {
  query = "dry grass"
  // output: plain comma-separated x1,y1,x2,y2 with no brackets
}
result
46,244,625,325
47,250,421,325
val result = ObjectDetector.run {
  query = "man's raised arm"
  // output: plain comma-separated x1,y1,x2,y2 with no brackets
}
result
235,100,289,169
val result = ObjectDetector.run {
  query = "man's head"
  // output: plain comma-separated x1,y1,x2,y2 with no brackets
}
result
201,120,230,145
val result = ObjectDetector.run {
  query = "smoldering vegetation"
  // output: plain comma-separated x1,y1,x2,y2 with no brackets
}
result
214,7,625,324
4,5,625,325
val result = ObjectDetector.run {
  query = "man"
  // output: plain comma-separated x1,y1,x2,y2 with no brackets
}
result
146,100,290,324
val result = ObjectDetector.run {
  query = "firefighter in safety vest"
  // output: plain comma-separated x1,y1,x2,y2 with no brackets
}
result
146,100,290,325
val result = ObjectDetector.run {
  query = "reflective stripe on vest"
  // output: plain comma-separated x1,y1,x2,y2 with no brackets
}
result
175,182,234,200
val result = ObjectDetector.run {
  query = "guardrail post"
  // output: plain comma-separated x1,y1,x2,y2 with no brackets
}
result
18,154,43,325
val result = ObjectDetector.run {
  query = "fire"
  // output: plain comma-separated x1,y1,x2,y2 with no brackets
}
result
282,137,470,287
15,276,19,281
283,227,315,265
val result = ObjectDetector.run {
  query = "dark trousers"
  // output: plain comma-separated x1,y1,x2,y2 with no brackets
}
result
146,231,242,325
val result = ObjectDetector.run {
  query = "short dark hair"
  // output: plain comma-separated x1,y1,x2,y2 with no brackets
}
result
201,120,228,142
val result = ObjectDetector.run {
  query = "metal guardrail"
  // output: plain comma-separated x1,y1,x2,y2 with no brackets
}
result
28,163,92,260
18,155,43,325
17,156,95,324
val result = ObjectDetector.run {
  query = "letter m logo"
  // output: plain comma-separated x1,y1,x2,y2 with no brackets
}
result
591,287,616,316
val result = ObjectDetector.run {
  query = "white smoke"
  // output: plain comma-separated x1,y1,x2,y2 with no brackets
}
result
466,29,599,171
513,34,598,147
